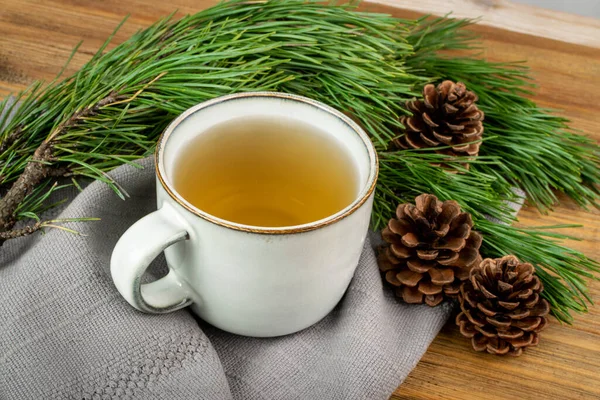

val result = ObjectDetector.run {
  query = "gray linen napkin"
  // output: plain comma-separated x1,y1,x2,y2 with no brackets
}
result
0,155,523,400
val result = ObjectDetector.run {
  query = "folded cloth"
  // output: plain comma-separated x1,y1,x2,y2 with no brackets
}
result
0,156,522,400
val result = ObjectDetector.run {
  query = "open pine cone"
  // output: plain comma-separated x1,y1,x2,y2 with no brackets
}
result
378,194,482,306
394,81,484,160
456,255,550,356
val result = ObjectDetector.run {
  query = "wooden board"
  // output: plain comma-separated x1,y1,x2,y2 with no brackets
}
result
1,1,599,399
370,0,600,48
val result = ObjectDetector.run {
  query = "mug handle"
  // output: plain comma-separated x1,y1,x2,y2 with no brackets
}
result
110,203,193,313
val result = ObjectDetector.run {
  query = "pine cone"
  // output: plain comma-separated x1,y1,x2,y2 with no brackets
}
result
394,81,484,160
378,194,483,306
456,255,550,356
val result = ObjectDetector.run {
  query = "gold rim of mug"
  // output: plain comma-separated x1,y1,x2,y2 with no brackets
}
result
155,92,379,234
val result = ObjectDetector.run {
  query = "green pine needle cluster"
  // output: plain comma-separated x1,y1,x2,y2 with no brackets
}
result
404,17,600,211
0,0,598,323
396,17,600,322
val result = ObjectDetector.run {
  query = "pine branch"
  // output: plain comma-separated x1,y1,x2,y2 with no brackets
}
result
0,125,22,154
0,0,597,323
0,221,44,240
373,149,517,230
0,142,54,230
47,167,70,177
0,0,420,224
402,16,600,212
0,91,122,232
0,218,100,241
394,16,600,322
47,91,122,142
477,220,600,324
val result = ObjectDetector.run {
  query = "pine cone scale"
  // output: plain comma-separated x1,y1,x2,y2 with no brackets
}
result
433,237,466,252
429,268,454,285
438,80,453,98
406,259,434,273
518,289,533,299
437,252,460,266
388,218,410,236
512,317,542,331
388,274,403,288
446,122,465,131
453,248,480,268
536,318,548,332
390,244,411,258
466,143,481,156
487,340,510,355
432,131,454,144
422,113,439,128
511,333,534,348
384,248,402,265
397,270,423,287
421,133,440,146
498,300,520,310
486,316,512,329
443,282,461,296
403,116,426,132
497,328,523,340
443,103,458,114
475,325,496,337
452,143,471,152
462,128,482,139
498,280,513,292
476,302,496,317
402,232,423,247
403,135,426,149
454,265,474,281
472,336,487,351
461,103,479,117
416,249,439,260
433,225,450,237
509,309,531,319
438,201,460,222
531,299,550,316
400,286,425,304
423,84,438,107
464,310,486,327
381,226,400,244
419,281,444,295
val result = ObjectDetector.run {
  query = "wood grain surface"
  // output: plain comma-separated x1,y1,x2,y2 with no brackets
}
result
370,0,600,48
1,1,598,399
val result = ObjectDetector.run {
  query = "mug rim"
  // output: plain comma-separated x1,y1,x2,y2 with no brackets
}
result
155,91,378,234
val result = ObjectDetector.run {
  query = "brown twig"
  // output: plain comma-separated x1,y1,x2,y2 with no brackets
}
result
0,164,67,185
0,142,53,231
0,125,23,154
47,166,71,177
0,220,43,240
0,91,119,233
46,91,120,142
105,73,165,108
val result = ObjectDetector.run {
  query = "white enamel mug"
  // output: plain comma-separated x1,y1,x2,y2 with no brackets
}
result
110,92,378,337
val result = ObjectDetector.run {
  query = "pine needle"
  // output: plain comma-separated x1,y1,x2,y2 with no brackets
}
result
403,16,600,212
0,1,598,323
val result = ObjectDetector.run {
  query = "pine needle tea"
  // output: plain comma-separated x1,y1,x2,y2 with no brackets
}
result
173,117,358,227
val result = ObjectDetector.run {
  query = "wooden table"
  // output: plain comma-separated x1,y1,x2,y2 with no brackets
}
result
1,1,598,398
